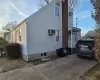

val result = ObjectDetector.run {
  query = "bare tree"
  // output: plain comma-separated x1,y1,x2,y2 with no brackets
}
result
44,0,50,4
68,0,78,11
38,0,77,11
37,0,51,8
2,21,17,32
91,0,100,32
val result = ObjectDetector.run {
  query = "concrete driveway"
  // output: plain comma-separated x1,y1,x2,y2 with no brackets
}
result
0,54,97,80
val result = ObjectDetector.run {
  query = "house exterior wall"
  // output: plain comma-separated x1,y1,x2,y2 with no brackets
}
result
6,22,27,56
77,30,81,42
11,30,15,42
26,0,62,56
67,8,73,48
68,8,73,30
68,30,81,48
5,0,73,61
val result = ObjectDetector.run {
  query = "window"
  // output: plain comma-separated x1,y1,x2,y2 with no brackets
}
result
55,6,59,17
56,31,59,41
77,40,94,46
19,29,22,41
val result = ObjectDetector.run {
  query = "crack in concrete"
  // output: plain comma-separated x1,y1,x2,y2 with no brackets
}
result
32,67,49,80
5,73,9,80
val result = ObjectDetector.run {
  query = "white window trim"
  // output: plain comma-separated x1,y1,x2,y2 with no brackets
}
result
55,5,60,17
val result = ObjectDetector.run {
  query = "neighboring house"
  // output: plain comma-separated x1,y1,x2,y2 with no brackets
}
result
84,30,100,39
4,32,10,40
68,27,81,48
6,0,73,61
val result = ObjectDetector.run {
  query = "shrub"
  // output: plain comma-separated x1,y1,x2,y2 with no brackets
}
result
0,37,8,46
3,43,22,59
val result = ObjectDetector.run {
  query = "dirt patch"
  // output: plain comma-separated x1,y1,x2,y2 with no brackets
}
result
0,56,59,72
0,57,33,71
80,63,100,80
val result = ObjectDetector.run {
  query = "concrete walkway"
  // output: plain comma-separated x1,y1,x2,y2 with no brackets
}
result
0,54,97,80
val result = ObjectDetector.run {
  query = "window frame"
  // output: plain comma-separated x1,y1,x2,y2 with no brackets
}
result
55,5,60,17
19,29,22,42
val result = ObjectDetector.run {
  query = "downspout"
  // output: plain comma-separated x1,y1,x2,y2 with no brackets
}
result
62,0,68,48
71,30,73,53
25,19,29,61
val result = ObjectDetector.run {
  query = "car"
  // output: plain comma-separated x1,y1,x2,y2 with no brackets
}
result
76,39,95,58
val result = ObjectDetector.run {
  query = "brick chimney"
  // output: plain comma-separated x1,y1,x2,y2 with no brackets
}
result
62,0,68,48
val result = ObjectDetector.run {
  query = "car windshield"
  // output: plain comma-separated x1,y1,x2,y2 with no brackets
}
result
77,40,94,46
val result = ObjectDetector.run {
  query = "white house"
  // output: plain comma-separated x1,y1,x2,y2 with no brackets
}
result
5,0,77,61
68,27,81,48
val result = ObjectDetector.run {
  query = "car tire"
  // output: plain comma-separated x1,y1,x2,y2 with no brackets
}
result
77,53,81,57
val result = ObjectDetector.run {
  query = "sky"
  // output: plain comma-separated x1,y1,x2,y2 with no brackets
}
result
74,0,95,36
0,0,95,35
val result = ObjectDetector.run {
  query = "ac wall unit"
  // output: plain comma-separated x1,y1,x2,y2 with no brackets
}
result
48,29,55,35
